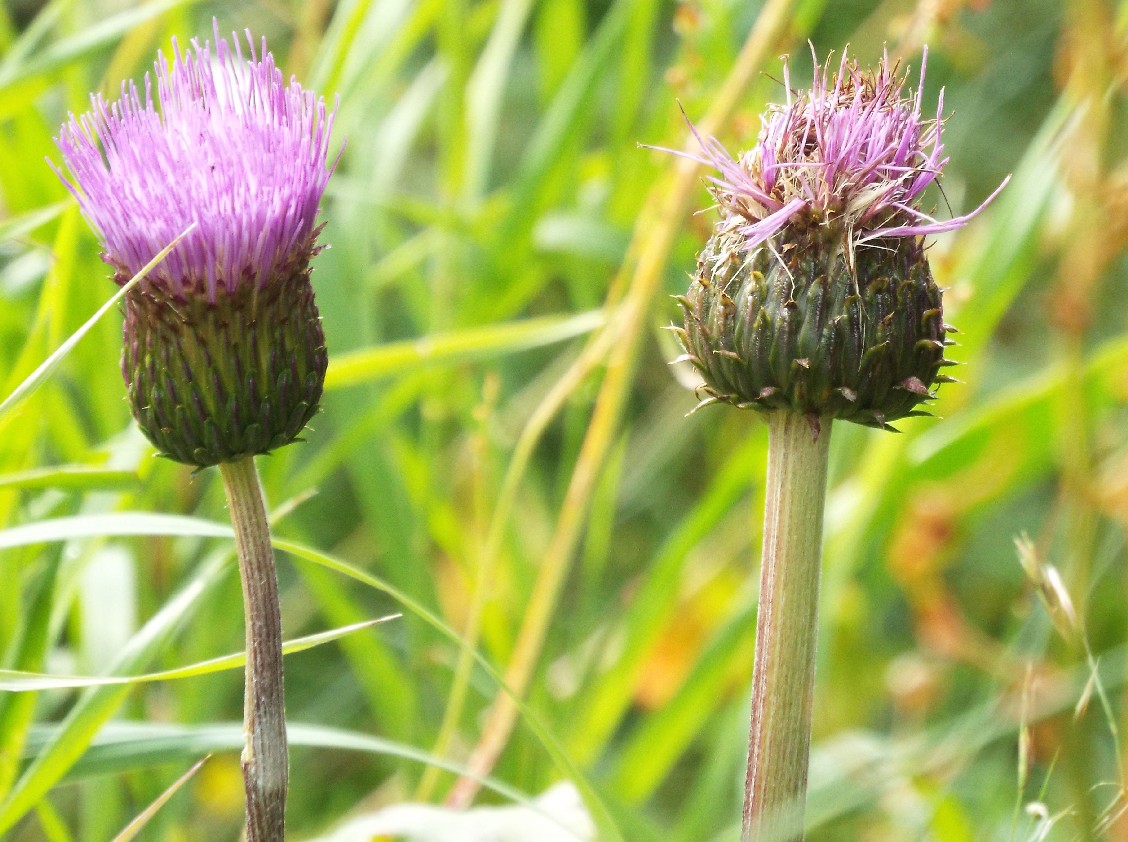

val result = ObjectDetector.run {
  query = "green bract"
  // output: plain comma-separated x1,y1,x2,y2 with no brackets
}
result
675,224,953,429
124,265,327,466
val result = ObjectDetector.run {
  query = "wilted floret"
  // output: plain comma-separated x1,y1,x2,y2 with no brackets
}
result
669,48,1007,428
54,25,339,465
680,48,1007,252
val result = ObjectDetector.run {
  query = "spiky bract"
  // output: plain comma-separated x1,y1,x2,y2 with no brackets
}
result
676,226,954,429
124,264,326,466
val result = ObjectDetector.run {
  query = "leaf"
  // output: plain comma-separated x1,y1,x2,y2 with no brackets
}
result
0,512,230,552
0,555,227,835
0,512,623,841
325,309,605,390
0,201,68,242
110,756,208,842
0,0,197,91
0,465,137,492
0,616,399,691
27,721,534,808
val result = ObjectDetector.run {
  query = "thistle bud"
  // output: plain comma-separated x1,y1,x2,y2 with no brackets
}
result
54,25,338,466
669,49,1007,428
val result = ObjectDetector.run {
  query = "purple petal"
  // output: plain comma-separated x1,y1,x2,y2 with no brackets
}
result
52,21,340,302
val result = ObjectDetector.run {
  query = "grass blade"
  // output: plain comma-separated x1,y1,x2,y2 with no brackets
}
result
0,224,195,419
0,554,226,835
324,309,605,390
110,755,208,842
0,616,399,691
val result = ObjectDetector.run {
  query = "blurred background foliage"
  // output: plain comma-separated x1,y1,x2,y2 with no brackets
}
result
0,0,1126,839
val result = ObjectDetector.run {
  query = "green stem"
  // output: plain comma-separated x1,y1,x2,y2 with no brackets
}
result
743,412,832,842
219,456,287,842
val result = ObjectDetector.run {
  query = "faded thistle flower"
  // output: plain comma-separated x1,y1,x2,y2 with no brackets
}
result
54,25,338,466
669,48,1008,429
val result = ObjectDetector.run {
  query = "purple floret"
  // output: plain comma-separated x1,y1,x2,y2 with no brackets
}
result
53,22,339,302
659,46,1008,252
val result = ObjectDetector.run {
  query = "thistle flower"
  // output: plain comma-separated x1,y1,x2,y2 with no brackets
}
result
54,25,339,466
657,48,1008,842
670,48,1008,429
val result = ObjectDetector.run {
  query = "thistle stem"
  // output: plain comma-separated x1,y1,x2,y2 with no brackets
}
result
743,411,832,842
219,456,288,842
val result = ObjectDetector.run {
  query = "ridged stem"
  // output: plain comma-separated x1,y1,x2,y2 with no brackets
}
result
219,456,288,842
743,411,831,842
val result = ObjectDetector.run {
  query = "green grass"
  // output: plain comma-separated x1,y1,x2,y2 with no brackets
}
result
2,0,1127,839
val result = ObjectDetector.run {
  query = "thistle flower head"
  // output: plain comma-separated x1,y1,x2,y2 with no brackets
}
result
53,24,339,466
669,47,1008,429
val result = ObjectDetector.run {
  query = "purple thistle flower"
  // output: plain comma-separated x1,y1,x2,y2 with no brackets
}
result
54,23,338,302
669,47,1008,429
664,46,1009,253
52,24,340,467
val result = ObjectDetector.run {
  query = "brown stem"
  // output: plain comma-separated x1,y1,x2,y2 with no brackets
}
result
743,412,832,842
219,456,288,842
